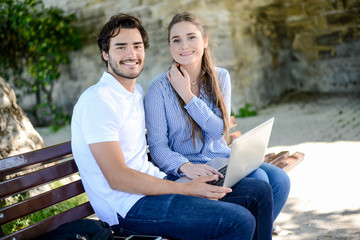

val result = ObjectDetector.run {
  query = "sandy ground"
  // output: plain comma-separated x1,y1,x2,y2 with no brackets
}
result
234,93,360,240
36,93,360,240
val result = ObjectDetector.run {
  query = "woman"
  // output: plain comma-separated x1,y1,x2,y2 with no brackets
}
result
145,11,289,228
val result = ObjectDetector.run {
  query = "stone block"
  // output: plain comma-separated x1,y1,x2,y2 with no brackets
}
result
258,4,287,22
318,47,335,58
286,18,316,38
342,27,359,42
316,15,329,29
327,12,358,26
285,3,303,18
345,0,360,8
316,31,342,45
292,32,319,59
304,1,334,16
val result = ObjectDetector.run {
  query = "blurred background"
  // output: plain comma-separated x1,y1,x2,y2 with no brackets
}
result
2,0,360,126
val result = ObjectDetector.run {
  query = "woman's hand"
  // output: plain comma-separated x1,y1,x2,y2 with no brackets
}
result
179,162,224,180
167,63,194,104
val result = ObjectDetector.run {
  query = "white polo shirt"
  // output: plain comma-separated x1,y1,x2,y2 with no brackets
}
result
71,72,166,226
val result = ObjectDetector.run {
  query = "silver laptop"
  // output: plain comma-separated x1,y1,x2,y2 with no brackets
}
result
176,117,274,188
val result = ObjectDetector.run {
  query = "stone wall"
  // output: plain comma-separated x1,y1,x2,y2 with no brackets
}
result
254,0,360,103
39,0,360,113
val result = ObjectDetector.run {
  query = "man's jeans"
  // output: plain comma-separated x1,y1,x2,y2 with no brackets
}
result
111,178,273,240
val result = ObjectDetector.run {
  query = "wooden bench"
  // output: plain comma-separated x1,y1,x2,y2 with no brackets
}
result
0,141,94,240
0,141,304,240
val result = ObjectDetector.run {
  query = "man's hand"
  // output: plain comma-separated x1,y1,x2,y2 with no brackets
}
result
89,142,230,200
179,162,223,179
184,175,232,200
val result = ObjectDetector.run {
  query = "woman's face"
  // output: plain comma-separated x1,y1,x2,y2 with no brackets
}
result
168,21,208,67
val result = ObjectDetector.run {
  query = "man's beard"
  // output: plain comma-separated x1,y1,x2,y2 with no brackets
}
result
108,55,144,80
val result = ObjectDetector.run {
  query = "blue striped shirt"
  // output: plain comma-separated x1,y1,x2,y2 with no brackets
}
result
144,67,232,177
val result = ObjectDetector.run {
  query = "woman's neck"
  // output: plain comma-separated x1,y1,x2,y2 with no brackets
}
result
182,61,202,84
181,61,202,97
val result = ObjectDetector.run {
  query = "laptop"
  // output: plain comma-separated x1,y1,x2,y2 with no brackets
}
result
176,117,274,188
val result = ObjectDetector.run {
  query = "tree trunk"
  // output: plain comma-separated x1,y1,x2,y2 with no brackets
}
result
0,76,45,159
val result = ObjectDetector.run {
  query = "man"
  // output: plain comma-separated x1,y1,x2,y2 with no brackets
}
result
71,13,273,239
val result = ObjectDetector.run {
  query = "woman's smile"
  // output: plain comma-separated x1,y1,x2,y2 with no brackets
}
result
180,51,195,56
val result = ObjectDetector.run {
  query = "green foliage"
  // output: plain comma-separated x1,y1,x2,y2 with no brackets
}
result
0,192,30,209
0,0,83,126
1,192,88,235
232,103,258,118
1,177,88,235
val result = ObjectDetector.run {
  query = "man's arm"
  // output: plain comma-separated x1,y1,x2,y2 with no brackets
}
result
89,141,232,200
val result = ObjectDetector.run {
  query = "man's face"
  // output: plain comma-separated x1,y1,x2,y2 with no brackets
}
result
102,28,145,80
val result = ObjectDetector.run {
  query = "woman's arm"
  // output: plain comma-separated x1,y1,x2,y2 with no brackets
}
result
145,77,189,176
184,68,231,140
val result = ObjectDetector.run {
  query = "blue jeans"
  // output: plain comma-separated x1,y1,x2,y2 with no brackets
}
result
111,178,273,240
247,162,291,221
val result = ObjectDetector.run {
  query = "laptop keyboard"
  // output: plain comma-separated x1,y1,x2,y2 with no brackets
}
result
207,165,228,186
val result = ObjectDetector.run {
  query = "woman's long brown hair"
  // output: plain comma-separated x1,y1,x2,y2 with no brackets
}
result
167,12,229,144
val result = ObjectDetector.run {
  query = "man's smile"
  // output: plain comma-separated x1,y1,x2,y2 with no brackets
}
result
121,60,139,65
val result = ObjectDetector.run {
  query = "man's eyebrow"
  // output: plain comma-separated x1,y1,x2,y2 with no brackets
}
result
114,43,127,46
114,42,143,46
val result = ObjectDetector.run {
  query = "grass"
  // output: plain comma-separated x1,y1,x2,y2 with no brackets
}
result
232,103,258,118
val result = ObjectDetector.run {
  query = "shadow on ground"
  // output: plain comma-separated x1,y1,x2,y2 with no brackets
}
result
275,198,360,239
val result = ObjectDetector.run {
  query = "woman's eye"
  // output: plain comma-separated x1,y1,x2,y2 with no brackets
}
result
173,39,180,43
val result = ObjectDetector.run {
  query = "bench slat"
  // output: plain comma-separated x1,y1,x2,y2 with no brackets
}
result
0,159,77,198
0,142,72,175
0,180,85,225
266,151,290,165
274,152,305,172
1,202,94,240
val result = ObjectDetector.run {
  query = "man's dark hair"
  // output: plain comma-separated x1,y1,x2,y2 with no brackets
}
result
97,13,149,67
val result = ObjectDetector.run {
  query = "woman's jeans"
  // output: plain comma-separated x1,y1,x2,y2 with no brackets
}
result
247,162,291,221
111,178,273,240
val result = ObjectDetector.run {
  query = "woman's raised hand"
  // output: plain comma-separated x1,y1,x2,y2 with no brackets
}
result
167,63,194,104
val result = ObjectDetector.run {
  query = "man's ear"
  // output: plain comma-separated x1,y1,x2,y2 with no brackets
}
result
102,51,109,61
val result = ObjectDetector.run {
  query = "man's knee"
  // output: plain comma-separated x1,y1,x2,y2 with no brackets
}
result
218,207,255,239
